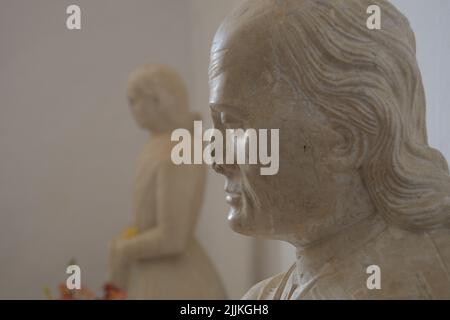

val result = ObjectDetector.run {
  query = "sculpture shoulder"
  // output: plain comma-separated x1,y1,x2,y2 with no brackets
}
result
242,272,286,300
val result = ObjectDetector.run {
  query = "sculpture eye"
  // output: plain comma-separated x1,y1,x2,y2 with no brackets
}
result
210,104,244,129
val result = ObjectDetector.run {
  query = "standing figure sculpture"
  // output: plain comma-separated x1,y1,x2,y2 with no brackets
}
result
209,0,450,299
109,64,226,299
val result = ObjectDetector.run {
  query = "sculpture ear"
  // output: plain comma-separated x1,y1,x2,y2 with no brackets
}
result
330,124,368,170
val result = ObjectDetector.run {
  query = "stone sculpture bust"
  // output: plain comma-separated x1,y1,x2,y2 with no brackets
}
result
108,64,226,299
209,0,450,299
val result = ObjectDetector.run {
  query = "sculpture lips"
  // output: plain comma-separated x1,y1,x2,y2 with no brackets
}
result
226,193,242,207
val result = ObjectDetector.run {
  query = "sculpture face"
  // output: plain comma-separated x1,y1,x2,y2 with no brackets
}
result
209,23,358,244
127,65,193,134
210,0,450,244
127,83,160,131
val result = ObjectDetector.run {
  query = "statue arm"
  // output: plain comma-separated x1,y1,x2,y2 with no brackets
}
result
123,162,193,261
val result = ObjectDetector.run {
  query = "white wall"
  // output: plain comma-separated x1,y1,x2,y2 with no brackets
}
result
0,0,190,299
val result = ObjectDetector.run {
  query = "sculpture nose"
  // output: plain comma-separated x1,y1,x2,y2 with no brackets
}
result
212,161,225,175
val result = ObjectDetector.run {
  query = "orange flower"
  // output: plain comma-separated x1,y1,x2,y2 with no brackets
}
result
58,283,74,300
121,227,138,240
103,283,127,300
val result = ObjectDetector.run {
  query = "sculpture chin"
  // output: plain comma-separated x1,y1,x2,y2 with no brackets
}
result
227,198,268,238
227,203,254,236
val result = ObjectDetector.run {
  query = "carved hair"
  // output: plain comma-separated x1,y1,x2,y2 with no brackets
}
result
232,0,450,230
128,64,200,131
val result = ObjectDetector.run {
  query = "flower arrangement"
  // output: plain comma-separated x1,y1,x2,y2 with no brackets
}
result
43,282,126,300
43,259,127,300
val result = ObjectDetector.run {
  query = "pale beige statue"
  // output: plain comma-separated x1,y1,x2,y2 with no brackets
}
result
209,0,450,299
108,64,226,299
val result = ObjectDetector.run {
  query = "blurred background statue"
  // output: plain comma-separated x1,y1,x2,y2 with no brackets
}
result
209,0,450,299
108,64,226,299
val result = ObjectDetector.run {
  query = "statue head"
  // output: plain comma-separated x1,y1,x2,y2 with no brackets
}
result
209,0,450,245
128,64,197,133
